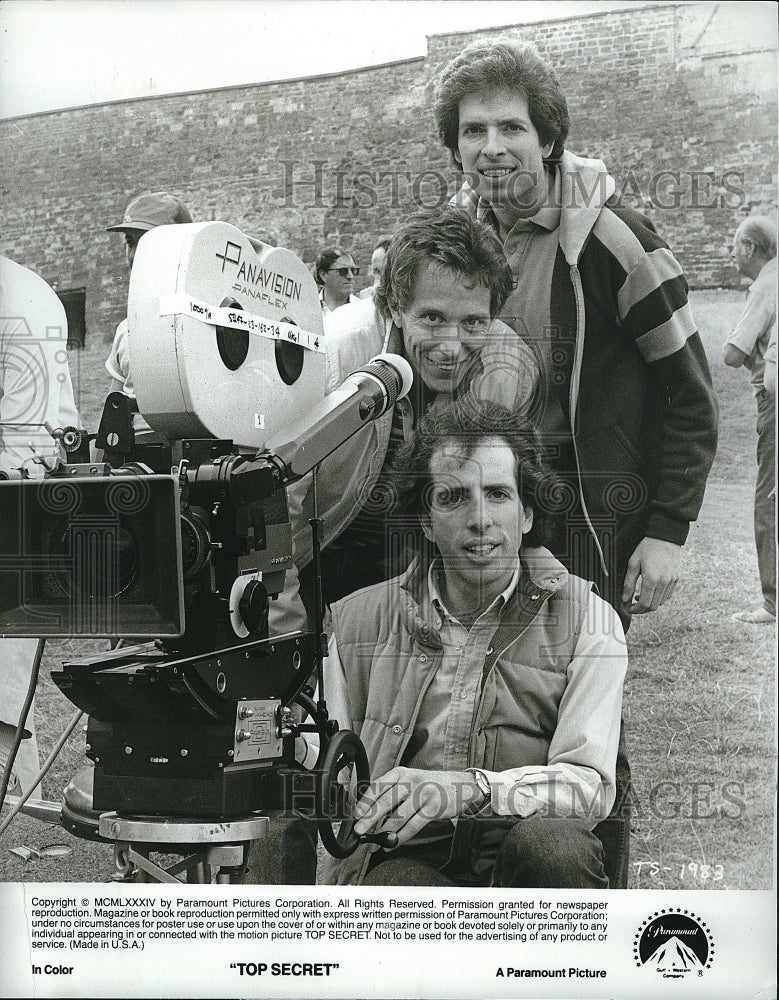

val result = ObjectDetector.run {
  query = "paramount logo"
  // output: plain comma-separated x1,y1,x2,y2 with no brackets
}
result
634,910,713,979
646,935,703,972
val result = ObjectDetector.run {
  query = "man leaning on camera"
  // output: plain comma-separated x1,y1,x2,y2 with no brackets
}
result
310,399,627,888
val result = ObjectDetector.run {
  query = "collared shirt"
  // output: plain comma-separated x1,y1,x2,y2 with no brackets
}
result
399,561,520,774
317,551,627,830
726,258,778,395
386,560,521,846
477,170,566,437
319,289,359,316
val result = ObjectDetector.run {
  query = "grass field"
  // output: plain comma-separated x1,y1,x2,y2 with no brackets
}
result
623,289,775,891
1,288,775,888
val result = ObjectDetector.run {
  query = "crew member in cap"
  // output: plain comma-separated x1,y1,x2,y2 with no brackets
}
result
105,191,192,399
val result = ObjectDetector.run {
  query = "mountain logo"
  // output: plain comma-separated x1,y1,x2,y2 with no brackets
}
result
634,910,713,979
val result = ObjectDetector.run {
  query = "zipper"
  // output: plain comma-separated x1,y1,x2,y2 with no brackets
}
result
569,264,607,578
466,591,548,764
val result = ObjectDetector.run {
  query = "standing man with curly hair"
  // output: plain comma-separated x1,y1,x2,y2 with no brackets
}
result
434,40,719,623
432,39,719,891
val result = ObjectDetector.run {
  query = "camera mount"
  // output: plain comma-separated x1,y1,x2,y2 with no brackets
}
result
0,223,413,867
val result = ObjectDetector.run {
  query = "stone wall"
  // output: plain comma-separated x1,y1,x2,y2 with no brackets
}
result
1,2,776,347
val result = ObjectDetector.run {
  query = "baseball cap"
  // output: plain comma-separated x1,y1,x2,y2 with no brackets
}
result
107,191,193,233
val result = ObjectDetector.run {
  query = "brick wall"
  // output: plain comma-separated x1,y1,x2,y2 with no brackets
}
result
1,3,776,347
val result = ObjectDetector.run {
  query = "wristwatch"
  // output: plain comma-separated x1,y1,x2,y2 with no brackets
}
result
464,767,491,814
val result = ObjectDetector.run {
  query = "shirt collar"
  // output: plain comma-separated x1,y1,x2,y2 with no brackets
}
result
427,556,521,625
320,289,357,315
476,168,561,235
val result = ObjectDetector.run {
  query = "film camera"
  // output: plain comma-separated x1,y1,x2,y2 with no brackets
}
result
0,222,412,862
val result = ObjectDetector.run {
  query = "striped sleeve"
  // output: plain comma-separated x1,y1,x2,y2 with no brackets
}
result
589,205,719,543
592,207,697,361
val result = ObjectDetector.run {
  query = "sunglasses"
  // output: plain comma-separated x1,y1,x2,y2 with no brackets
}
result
327,266,360,277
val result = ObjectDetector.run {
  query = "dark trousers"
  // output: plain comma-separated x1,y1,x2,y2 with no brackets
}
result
362,817,609,889
755,390,776,615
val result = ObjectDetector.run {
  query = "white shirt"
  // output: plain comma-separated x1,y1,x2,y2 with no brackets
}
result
319,289,359,316
104,316,134,396
726,258,778,395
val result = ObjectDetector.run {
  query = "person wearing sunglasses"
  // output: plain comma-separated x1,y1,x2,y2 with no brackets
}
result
314,246,361,315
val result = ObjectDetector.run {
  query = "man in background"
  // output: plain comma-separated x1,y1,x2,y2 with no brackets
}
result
723,215,777,625
105,190,192,398
358,234,392,299
314,245,360,315
1,255,82,795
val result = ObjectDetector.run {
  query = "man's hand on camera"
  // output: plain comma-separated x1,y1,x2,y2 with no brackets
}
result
351,766,486,846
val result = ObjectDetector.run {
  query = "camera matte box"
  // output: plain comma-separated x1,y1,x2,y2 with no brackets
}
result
0,474,184,637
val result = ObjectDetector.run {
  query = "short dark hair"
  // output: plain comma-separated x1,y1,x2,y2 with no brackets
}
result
391,397,559,549
434,40,570,163
373,206,512,321
314,246,354,286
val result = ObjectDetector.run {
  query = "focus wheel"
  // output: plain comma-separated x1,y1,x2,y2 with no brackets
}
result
315,729,370,859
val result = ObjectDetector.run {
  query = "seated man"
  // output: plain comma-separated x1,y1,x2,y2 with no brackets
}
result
316,399,628,887
269,206,538,635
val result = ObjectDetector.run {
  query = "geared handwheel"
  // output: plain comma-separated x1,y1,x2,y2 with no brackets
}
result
315,729,370,859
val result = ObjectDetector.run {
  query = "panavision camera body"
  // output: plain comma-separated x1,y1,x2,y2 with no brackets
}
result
0,223,412,856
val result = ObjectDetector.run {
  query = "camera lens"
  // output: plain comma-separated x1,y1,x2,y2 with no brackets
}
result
180,509,211,580
44,516,139,600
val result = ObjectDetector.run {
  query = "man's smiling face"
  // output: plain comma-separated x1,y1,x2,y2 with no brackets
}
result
390,257,492,395
455,87,553,225
422,436,534,610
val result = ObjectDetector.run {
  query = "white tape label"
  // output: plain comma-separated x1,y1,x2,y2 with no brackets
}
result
159,292,325,353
